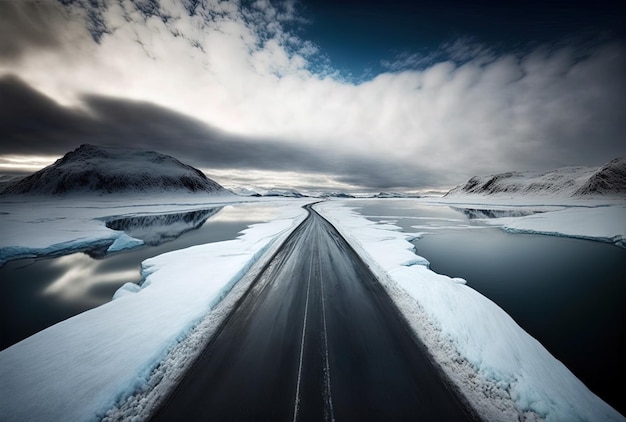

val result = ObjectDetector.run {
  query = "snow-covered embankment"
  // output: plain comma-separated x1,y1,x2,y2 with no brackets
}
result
0,202,309,422
314,201,624,422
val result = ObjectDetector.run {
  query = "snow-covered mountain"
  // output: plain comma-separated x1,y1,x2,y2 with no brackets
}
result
371,191,422,198
445,157,626,199
318,192,356,198
0,144,227,195
229,186,307,198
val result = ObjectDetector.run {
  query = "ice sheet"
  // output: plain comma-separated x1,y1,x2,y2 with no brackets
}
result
0,193,258,265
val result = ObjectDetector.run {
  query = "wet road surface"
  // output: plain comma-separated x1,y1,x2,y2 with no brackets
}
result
151,205,473,421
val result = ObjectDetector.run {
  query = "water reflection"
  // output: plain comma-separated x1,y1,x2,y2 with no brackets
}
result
349,198,626,415
450,207,545,219
43,254,141,304
210,204,288,223
106,207,221,246
0,204,281,350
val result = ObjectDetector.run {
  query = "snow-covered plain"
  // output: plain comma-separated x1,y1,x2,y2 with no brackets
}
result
314,200,624,422
0,196,310,422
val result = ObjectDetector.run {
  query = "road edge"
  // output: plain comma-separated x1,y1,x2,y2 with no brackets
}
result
101,203,313,422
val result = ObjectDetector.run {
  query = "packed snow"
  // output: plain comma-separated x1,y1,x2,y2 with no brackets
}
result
0,199,310,422
314,201,624,422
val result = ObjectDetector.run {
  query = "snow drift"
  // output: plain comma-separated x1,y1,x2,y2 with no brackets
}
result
0,144,227,195
445,157,626,199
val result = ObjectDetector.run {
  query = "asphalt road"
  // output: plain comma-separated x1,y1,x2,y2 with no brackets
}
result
151,205,473,421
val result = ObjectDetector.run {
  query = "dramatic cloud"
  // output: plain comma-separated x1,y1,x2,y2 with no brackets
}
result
1,0,625,191
0,75,438,190
0,2,65,61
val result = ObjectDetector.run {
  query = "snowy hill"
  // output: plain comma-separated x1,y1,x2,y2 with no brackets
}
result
0,144,227,195
371,192,422,198
319,192,356,198
573,157,626,196
445,157,626,199
230,186,307,198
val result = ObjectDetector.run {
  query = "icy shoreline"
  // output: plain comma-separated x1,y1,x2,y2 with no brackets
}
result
1,195,623,421
412,196,626,248
0,199,310,422
0,193,245,266
314,201,624,421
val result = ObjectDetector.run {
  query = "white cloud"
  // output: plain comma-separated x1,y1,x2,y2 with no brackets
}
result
1,0,624,188
0,155,59,173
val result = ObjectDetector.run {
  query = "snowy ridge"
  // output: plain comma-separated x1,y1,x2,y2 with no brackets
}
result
445,157,626,199
574,157,626,196
229,186,307,197
371,191,421,198
0,202,309,422
0,144,228,195
314,201,624,422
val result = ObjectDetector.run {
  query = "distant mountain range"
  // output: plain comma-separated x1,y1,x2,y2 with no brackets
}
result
8,144,619,200
0,144,424,198
0,144,227,195
229,187,421,199
229,186,308,198
445,157,626,199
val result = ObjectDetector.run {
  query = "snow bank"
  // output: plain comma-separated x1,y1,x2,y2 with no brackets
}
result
0,203,308,422
314,201,624,422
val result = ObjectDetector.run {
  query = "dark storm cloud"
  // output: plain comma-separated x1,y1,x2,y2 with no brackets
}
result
0,75,434,189
0,2,65,61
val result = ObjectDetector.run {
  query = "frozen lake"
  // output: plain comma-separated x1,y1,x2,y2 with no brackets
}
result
350,198,626,416
1,197,623,416
0,203,282,350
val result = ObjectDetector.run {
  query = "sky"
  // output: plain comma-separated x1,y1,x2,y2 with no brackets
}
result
0,0,624,193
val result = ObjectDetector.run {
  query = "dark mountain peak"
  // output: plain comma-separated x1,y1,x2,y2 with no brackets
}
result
1,144,226,196
445,158,626,199
574,157,626,197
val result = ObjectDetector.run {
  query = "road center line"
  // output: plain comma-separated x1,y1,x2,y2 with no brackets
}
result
292,252,313,422
319,250,336,422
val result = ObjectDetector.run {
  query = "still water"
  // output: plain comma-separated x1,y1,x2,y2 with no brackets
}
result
0,204,282,350
352,199,626,415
